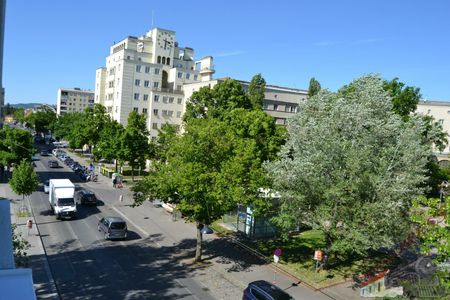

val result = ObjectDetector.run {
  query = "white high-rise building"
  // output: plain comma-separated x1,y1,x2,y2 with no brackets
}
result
56,88,94,116
95,27,214,138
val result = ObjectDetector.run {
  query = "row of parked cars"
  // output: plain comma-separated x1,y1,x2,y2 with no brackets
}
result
49,149,98,181
42,147,128,240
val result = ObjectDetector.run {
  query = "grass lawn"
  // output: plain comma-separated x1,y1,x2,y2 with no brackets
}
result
239,230,398,289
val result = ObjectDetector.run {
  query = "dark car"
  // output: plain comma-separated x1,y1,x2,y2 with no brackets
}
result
98,216,127,240
243,280,294,300
48,160,59,168
40,150,49,156
75,188,97,205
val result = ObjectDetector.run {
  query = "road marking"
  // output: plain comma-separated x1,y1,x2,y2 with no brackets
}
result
110,206,165,247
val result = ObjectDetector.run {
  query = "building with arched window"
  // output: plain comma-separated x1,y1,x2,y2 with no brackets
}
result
95,27,214,138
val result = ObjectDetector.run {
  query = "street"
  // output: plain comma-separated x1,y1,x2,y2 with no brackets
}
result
19,146,340,300
30,151,223,300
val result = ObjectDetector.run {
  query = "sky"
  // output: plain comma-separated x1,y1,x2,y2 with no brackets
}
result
3,0,450,104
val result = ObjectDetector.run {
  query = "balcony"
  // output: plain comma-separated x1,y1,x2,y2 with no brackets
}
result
151,87,183,95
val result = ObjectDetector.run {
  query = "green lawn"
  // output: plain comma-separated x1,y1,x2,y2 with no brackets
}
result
238,230,398,289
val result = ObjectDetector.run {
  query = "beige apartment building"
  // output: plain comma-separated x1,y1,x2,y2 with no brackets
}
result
183,79,308,125
94,27,214,138
416,100,450,159
57,88,95,116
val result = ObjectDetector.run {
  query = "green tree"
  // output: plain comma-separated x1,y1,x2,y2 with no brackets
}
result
12,224,30,267
95,119,125,172
248,73,266,110
265,75,431,260
0,127,34,166
9,159,39,201
152,123,178,162
120,112,150,181
411,196,450,288
383,77,421,119
53,112,85,140
12,108,26,123
27,106,57,134
308,77,321,97
135,76,284,262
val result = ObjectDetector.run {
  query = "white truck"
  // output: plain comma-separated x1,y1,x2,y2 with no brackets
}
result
49,179,77,219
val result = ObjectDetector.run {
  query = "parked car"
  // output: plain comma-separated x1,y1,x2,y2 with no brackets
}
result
48,160,59,168
44,180,50,193
75,188,97,205
243,280,294,300
98,217,127,240
40,150,49,156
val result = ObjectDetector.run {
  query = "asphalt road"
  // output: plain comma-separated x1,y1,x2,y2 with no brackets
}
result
30,150,219,300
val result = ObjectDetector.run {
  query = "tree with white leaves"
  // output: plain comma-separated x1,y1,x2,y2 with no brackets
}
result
265,75,432,260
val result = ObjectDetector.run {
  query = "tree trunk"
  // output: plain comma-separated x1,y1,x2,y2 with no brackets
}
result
115,160,118,173
131,166,134,182
195,222,203,262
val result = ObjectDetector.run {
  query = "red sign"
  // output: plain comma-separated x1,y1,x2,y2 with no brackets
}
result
314,250,323,261
274,248,282,257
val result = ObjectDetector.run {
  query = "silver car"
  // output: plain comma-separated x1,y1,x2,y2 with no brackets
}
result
98,216,127,240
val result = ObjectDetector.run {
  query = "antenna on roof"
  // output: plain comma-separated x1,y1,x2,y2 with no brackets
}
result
151,10,155,29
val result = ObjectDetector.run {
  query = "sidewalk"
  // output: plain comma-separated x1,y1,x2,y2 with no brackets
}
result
68,151,364,300
1,180,59,300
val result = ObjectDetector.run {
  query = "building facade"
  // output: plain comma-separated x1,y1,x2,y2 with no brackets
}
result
416,100,450,158
0,0,6,123
57,88,94,116
94,27,214,138
183,78,308,125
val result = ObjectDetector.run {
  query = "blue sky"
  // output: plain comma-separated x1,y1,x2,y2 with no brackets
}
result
3,0,450,104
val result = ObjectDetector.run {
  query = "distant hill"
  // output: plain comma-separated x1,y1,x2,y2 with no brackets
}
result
6,103,49,109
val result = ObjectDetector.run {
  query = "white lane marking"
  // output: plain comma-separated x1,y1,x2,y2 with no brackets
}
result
110,206,166,248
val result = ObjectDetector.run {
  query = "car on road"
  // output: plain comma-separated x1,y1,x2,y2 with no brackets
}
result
98,216,127,240
75,188,97,205
243,280,294,300
48,160,59,168
44,180,50,193
40,150,49,156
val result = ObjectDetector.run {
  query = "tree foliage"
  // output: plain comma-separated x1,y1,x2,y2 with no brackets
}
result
26,106,57,134
11,224,30,267
383,77,421,119
248,73,266,110
411,196,450,288
94,119,125,166
120,112,150,181
308,77,321,98
136,75,284,262
9,159,39,200
0,127,34,166
265,75,432,258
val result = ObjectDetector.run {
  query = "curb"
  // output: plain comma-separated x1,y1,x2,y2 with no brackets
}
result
28,197,61,300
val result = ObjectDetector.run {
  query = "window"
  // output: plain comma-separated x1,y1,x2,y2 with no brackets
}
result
117,78,120,86
127,55,131,60
143,94,149,101
145,66,150,73
249,288,266,300
153,109,158,116
136,65,141,72
168,110,173,117
439,119,444,125
176,111,181,118
154,68,160,75
135,79,140,86
144,80,150,87
133,107,138,112
162,57,166,64
177,72,183,79
115,106,118,113
194,75,198,80
157,56,161,64
153,82,159,88
169,97,174,103
274,104,278,111
154,95,160,102
163,96,168,103
177,98,182,104
176,85,182,91
186,73,190,80
152,123,158,129
166,58,170,65
142,108,148,114
162,110,168,116
134,93,140,100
